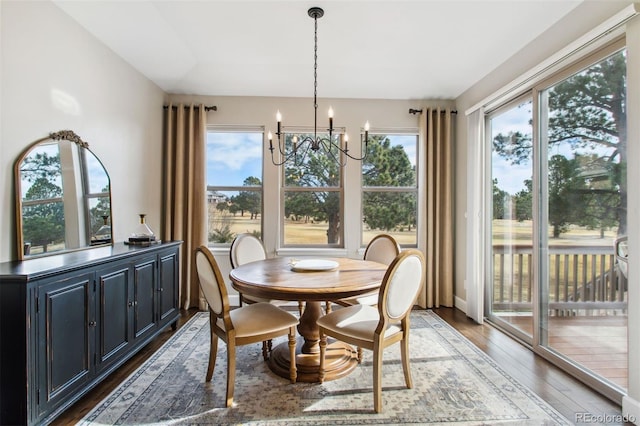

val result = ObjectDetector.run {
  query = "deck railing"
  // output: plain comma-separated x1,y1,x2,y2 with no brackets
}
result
492,245,627,316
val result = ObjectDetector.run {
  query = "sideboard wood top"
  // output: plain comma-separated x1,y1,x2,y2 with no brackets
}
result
0,241,182,282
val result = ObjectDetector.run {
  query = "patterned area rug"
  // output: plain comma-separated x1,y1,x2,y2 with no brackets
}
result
79,310,570,425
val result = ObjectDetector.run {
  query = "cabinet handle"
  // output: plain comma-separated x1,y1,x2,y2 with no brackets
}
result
89,321,97,327
128,301,134,307
157,288,164,292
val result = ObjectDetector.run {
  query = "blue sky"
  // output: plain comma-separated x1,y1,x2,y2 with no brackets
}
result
206,132,263,187
490,102,533,195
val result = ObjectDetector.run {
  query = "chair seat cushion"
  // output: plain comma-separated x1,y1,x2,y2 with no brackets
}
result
316,305,401,342
339,291,379,307
217,303,298,338
242,294,290,306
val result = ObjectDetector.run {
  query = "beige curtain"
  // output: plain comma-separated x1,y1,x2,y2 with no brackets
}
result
420,107,455,308
163,103,208,310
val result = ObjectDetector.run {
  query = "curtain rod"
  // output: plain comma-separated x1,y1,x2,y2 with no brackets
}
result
409,108,457,115
163,105,217,111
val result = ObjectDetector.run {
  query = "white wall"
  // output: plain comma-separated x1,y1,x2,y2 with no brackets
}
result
454,0,638,417
0,0,166,263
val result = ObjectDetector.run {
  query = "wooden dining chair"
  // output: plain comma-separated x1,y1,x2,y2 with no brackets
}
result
230,233,303,358
229,233,270,307
336,234,401,307
195,245,298,408
230,233,309,316
317,249,425,413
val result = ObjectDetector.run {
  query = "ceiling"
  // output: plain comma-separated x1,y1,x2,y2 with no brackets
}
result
52,0,583,100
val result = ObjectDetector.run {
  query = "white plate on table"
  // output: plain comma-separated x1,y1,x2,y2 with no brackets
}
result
290,259,339,272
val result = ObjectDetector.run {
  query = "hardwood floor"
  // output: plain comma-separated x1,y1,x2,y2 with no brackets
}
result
53,307,626,425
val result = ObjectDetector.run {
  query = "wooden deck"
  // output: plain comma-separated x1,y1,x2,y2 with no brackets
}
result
498,314,628,389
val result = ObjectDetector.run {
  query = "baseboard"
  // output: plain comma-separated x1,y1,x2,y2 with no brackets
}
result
229,294,240,307
454,295,467,314
623,395,640,425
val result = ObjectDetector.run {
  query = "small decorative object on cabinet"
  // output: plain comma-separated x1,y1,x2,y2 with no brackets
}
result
0,241,182,425
127,213,159,246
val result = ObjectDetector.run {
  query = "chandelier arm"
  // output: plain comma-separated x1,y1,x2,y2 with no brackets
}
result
328,133,368,161
270,134,300,166
295,140,313,167
342,141,369,161
299,135,315,145
318,138,348,168
276,133,288,156
344,133,369,161
270,152,288,166
270,146,296,166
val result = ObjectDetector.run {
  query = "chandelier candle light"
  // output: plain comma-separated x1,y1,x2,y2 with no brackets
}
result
268,7,370,167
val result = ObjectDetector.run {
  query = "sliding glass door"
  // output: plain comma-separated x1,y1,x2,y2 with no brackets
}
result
487,41,628,397
488,97,534,342
538,46,628,393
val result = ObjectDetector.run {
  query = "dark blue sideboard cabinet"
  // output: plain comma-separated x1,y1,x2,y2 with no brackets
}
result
0,241,181,425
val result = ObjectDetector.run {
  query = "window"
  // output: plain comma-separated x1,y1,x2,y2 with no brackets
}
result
281,129,344,246
206,128,263,245
361,132,418,247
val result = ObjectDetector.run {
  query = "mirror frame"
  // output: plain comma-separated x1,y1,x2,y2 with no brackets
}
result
14,130,113,260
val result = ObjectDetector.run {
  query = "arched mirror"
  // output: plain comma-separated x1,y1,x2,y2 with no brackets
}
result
15,130,112,260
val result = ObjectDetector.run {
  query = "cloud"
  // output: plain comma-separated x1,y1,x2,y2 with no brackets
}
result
207,132,262,171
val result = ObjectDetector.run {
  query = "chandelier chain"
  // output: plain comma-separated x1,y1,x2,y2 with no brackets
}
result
268,6,369,167
313,12,319,140
314,13,318,107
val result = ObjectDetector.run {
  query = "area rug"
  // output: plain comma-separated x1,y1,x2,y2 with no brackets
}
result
79,310,570,425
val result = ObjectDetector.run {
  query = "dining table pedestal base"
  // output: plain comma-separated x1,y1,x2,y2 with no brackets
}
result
268,337,359,383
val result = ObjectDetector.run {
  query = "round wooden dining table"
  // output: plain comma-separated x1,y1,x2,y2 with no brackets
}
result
229,256,387,382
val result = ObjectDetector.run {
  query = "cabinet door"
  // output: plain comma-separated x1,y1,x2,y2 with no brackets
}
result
36,272,94,419
96,263,131,371
158,249,179,325
133,255,157,339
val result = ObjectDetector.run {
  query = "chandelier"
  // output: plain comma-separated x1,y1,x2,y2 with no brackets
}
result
268,7,370,167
